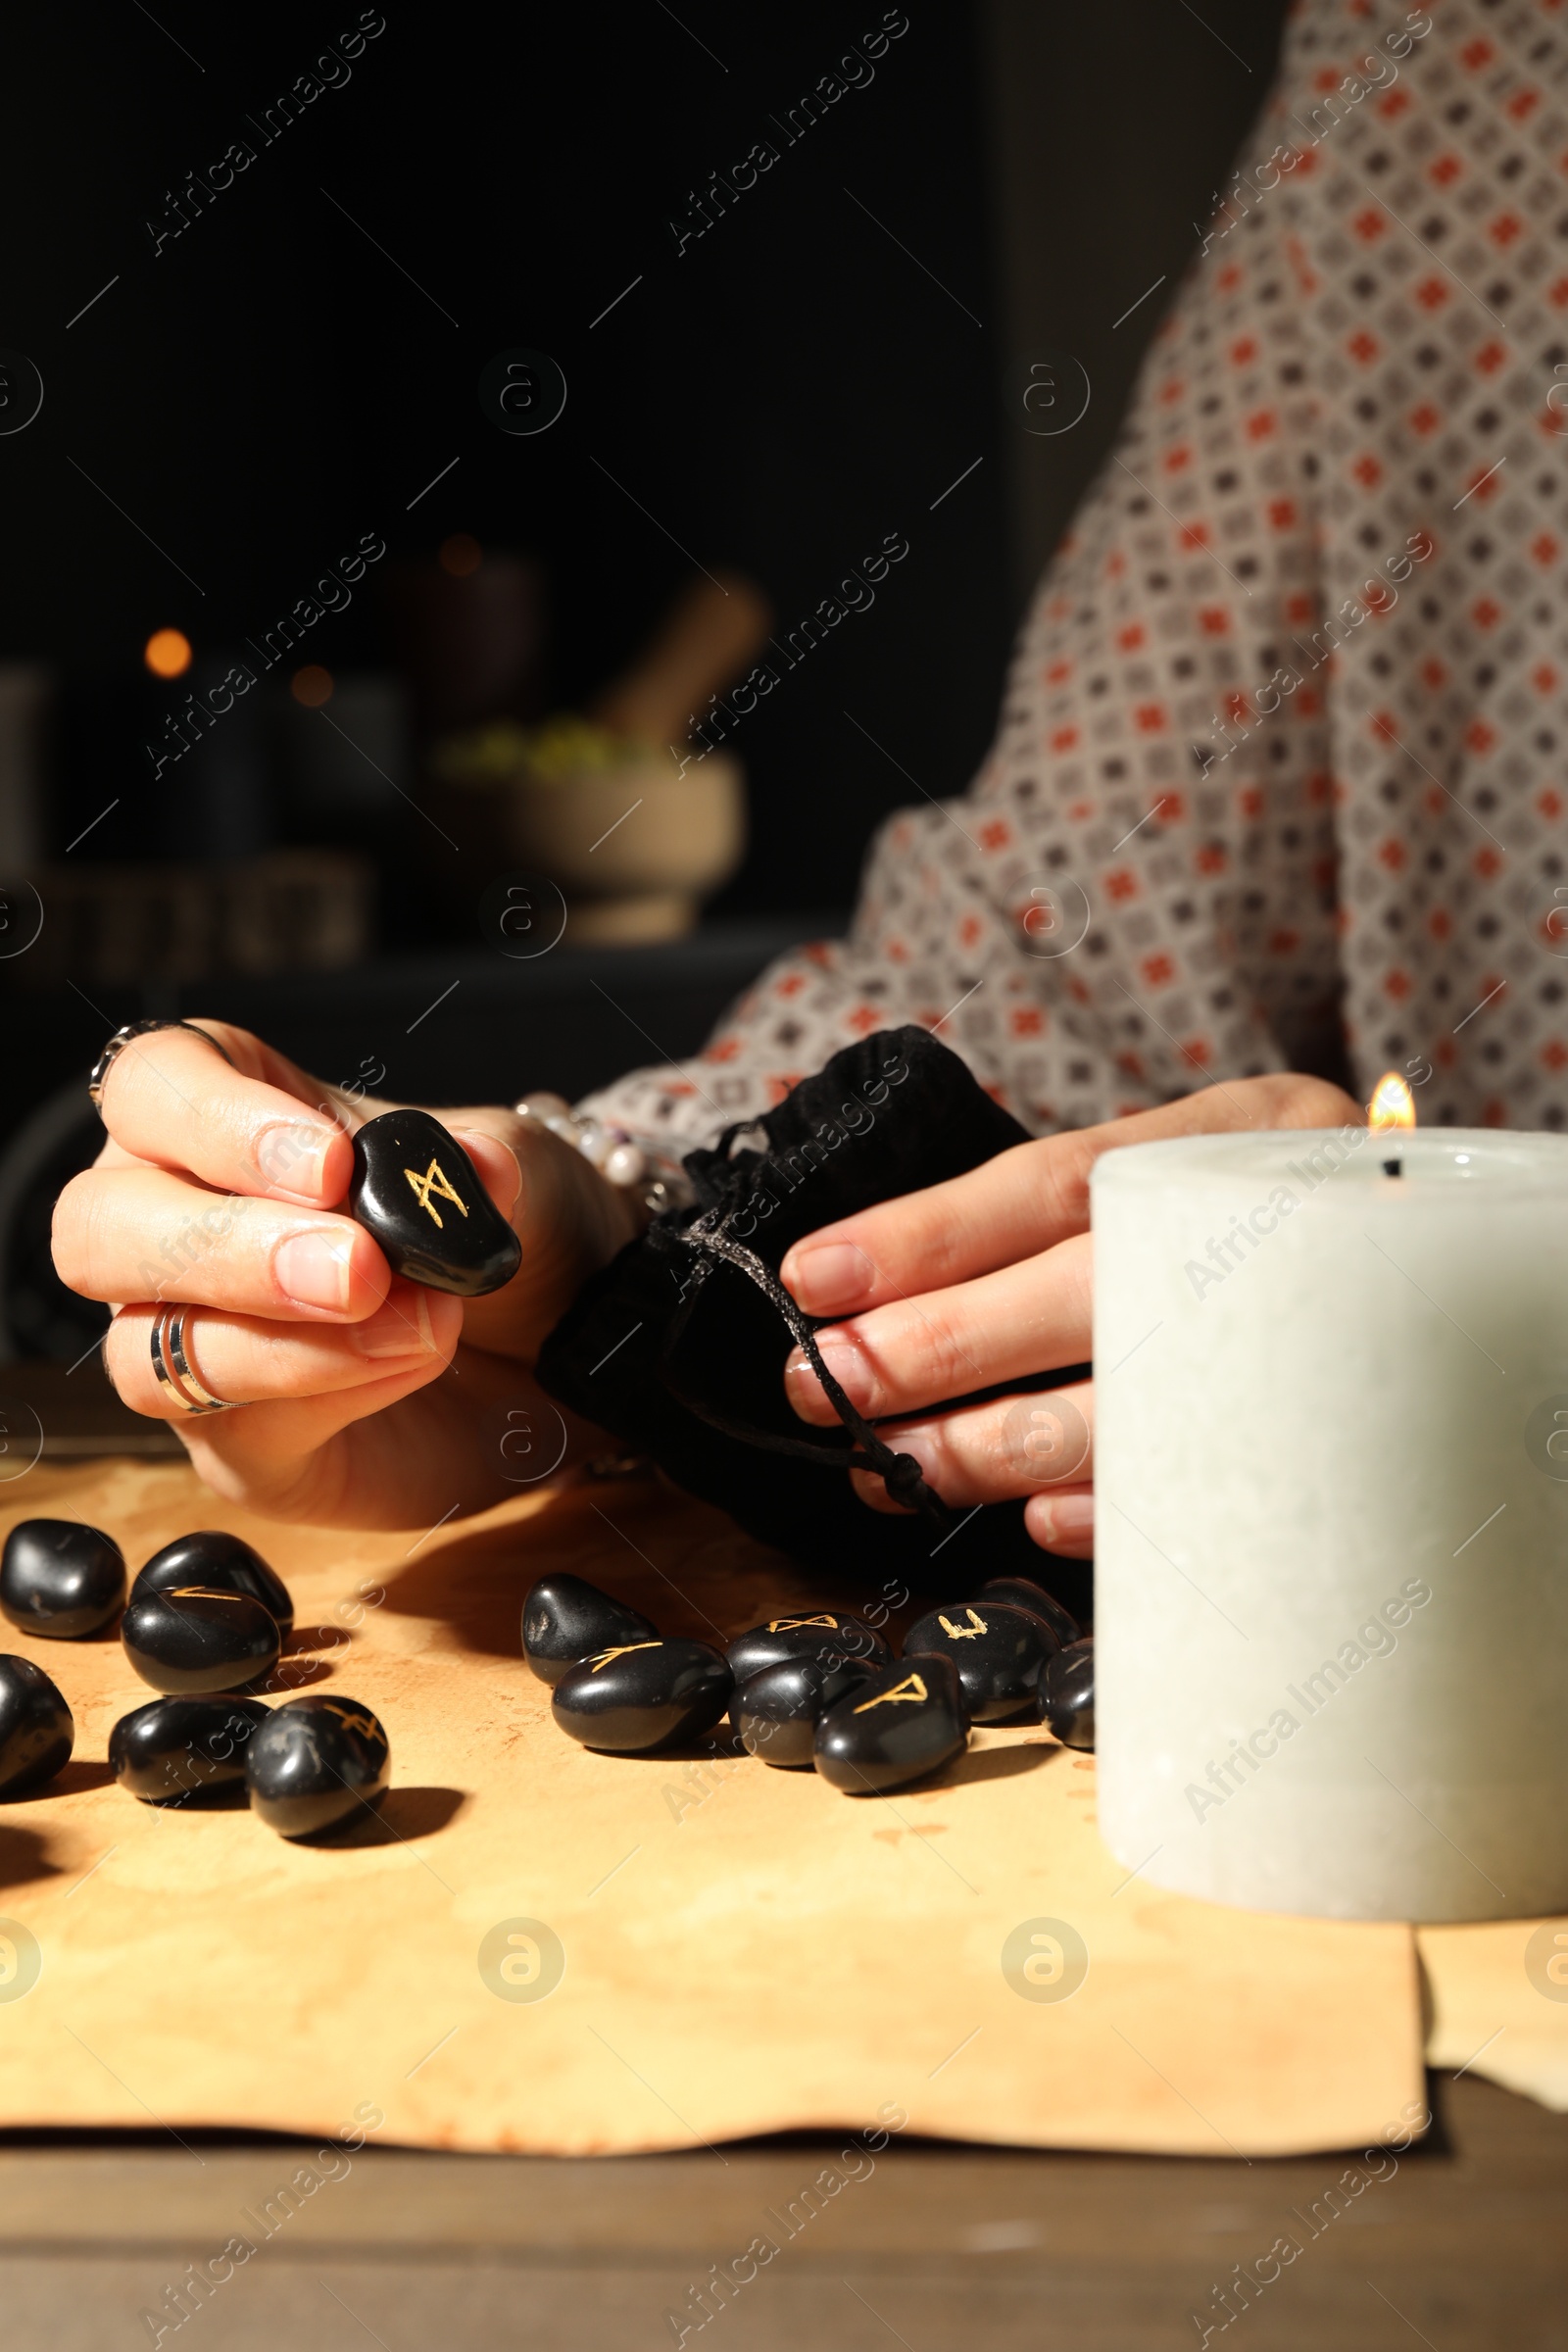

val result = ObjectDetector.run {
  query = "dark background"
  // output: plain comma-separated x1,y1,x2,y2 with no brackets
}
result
13,2,1013,906
0,0,1288,1353
5,0,1286,908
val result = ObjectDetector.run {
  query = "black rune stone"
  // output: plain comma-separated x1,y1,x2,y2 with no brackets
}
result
132,1531,294,1640
904,1600,1052,1723
121,1586,280,1694
245,1693,390,1838
522,1574,659,1686
1042,1639,1095,1750
725,1613,890,1686
349,1107,522,1298
814,1652,967,1794
978,1575,1079,1647
1,1518,125,1639
109,1696,271,1804
0,1655,74,1796
552,1639,732,1753
732,1656,878,1769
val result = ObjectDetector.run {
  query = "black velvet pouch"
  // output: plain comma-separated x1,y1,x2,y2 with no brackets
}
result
535,1027,1092,1616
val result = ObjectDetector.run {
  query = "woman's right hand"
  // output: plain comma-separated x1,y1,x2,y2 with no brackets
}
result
51,1022,641,1529
777,1070,1362,1559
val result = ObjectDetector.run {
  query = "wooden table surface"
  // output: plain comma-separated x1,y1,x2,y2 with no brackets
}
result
0,2073,1562,2351
0,1373,1563,2350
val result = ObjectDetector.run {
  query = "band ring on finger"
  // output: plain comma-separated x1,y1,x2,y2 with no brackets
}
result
150,1303,237,1415
88,1020,236,1118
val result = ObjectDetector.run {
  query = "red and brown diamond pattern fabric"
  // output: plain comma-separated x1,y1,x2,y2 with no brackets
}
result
584,0,1568,1144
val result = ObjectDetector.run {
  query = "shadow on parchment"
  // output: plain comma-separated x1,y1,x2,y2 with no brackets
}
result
379,1476,906,1660
298,1787,469,1849
285,1624,355,1657
0,1824,68,1892
68,1615,129,1643
828,1742,1060,1802
252,1654,337,1695
39,1760,117,1798
946,1741,1061,1787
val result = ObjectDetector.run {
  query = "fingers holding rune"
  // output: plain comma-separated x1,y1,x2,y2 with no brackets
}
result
88,1019,360,1207
104,1286,463,1421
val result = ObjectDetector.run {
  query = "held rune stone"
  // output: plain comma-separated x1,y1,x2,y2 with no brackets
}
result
349,1108,522,1298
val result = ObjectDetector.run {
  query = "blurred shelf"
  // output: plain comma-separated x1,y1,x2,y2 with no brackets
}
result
0,913,846,1139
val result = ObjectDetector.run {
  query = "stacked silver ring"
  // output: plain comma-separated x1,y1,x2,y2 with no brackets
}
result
151,1304,236,1415
89,1018,236,1116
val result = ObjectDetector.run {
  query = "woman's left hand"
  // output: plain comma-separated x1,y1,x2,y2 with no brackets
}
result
778,1072,1361,1558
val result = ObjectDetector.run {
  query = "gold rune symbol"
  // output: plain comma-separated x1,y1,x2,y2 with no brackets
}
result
320,1701,382,1743
587,1642,662,1672
854,1672,928,1713
767,1614,839,1633
404,1157,469,1229
939,1609,987,1642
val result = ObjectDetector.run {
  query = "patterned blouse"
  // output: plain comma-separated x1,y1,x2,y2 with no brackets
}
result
583,0,1568,1151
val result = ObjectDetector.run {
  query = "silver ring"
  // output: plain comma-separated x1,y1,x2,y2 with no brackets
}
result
151,1305,236,1415
89,1020,235,1118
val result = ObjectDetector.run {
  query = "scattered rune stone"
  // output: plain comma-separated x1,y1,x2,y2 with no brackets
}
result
904,1599,1053,1723
0,1519,125,1639
552,1639,732,1754
110,1696,272,1805
132,1531,294,1640
349,1107,522,1298
0,1655,74,1797
522,1574,659,1686
813,1652,968,1794
121,1586,280,1695
731,1655,880,1769
245,1694,391,1838
725,1613,891,1685
1042,1639,1095,1750
977,1575,1078,1648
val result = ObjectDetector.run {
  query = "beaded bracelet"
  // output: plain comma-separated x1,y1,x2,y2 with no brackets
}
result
514,1092,696,1217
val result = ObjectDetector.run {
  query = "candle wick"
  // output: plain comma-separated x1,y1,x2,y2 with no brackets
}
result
1382,1155,1402,1178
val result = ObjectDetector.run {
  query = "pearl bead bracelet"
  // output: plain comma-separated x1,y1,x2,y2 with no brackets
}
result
514,1093,696,1217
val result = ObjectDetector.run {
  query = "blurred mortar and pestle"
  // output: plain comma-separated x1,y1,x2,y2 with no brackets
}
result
434,571,773,944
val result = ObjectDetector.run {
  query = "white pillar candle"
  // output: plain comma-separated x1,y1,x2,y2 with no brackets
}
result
1093,1125,1568,1923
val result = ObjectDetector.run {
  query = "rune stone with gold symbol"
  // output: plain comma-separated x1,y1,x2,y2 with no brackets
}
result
405,1156,469,1228
348,1107,522,1298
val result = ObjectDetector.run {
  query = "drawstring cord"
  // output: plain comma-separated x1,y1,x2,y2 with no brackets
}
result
654,1208,949,1524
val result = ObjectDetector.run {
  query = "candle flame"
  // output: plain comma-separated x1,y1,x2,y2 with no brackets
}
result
1367,1070,1416,1132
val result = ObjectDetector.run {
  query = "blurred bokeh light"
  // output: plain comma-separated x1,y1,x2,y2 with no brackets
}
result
143,628,192,679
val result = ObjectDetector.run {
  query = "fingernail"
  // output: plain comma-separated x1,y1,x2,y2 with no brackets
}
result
786,1333,873,1411
784,1243,872,1314
353,1292,439,1357
274,1231,354,1311
850,1467,916,1516
256,1121,335,1195
1039,1494,1095,1544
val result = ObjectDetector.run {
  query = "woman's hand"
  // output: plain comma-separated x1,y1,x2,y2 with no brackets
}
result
778,1072,1362,1558
51,1022,641,1527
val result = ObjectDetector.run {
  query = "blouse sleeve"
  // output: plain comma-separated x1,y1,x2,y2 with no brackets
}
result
581,0,1551,1147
